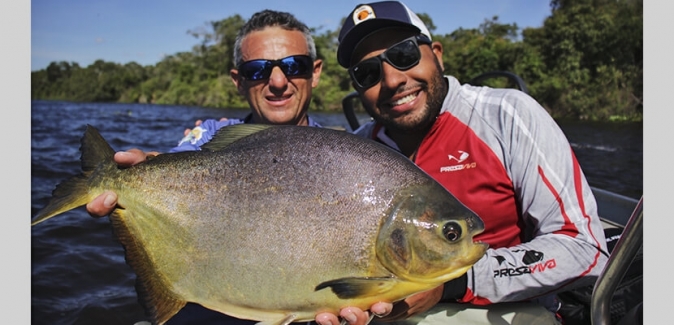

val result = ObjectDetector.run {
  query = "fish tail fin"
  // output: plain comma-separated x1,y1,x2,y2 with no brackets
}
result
31,124,117,226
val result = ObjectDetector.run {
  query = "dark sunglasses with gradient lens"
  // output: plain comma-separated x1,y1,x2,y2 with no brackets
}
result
349,35,432,90
238,55,314,81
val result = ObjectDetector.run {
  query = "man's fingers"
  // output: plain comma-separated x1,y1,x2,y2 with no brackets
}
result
376,300,410,321
339,307,371,325
315,306,374,325
370,302,393,318
114,149,157,166
86,191,118,218
315,312,340,325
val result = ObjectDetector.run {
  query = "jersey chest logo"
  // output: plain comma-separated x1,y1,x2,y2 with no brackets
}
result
440,150,476,173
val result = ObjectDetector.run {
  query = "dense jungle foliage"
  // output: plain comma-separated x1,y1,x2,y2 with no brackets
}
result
31,0,642,121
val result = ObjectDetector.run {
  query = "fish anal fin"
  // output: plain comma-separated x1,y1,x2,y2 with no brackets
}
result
315,277,398,299
109,209,186,325
255,313,298,325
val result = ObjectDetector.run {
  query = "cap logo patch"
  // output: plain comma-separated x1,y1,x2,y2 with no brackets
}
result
353,5,375,25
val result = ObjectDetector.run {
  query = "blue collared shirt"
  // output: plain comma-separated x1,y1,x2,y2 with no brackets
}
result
169,114,323,153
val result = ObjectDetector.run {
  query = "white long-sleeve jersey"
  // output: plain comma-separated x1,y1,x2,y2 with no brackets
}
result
354,75,608,312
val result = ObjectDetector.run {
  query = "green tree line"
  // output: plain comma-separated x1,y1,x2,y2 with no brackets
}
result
31,0,642,121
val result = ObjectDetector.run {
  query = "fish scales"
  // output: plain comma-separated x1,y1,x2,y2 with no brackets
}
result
32,124,488,325
145,127,417,301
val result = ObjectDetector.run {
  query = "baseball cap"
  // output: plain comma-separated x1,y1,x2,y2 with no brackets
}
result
337,1,432,68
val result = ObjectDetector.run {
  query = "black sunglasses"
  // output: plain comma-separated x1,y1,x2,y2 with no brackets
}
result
349,35,432,90
237,55,314,81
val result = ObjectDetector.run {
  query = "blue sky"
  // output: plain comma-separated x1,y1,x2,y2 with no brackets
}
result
31,0,554,71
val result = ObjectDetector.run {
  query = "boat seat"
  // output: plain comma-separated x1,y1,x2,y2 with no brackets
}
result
557,227,643,325
616,302,642,325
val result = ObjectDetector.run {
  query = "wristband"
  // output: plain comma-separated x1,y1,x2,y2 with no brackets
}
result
440,272,468,302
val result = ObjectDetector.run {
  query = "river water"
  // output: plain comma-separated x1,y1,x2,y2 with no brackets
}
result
30,100,643,324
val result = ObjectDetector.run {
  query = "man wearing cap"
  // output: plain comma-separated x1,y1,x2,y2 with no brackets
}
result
318,1,609,324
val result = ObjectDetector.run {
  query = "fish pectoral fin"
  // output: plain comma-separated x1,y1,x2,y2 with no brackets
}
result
254,313,298,325
315,277,398,299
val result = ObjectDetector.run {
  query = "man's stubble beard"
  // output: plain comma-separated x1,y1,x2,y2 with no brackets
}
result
369,64,447,134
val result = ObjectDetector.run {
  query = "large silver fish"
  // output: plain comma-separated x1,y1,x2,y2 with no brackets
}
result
31,124,487,325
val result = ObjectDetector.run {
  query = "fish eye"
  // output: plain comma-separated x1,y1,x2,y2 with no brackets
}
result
442,221,462,242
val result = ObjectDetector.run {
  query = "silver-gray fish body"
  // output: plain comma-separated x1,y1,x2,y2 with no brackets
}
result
32,125,487,325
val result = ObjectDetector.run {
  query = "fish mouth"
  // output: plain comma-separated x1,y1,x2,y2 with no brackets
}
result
467,214,488,251
474,240,489,250
466,213,485,235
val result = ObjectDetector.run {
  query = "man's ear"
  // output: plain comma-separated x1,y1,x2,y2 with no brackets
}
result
230,69,245,96
431,41,444,71
311,59,323,88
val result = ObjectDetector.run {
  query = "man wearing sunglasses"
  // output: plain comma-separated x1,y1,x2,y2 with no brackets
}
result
88,8,325,213
170,10,324,153
87,10,323,208
85,9,338,325
315,1,609,325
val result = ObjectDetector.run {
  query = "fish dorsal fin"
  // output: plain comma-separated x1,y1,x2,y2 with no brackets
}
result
201,124,275,151
81,124,116,174
109,208,186,325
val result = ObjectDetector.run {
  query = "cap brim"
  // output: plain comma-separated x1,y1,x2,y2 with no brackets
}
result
337,19,420,68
